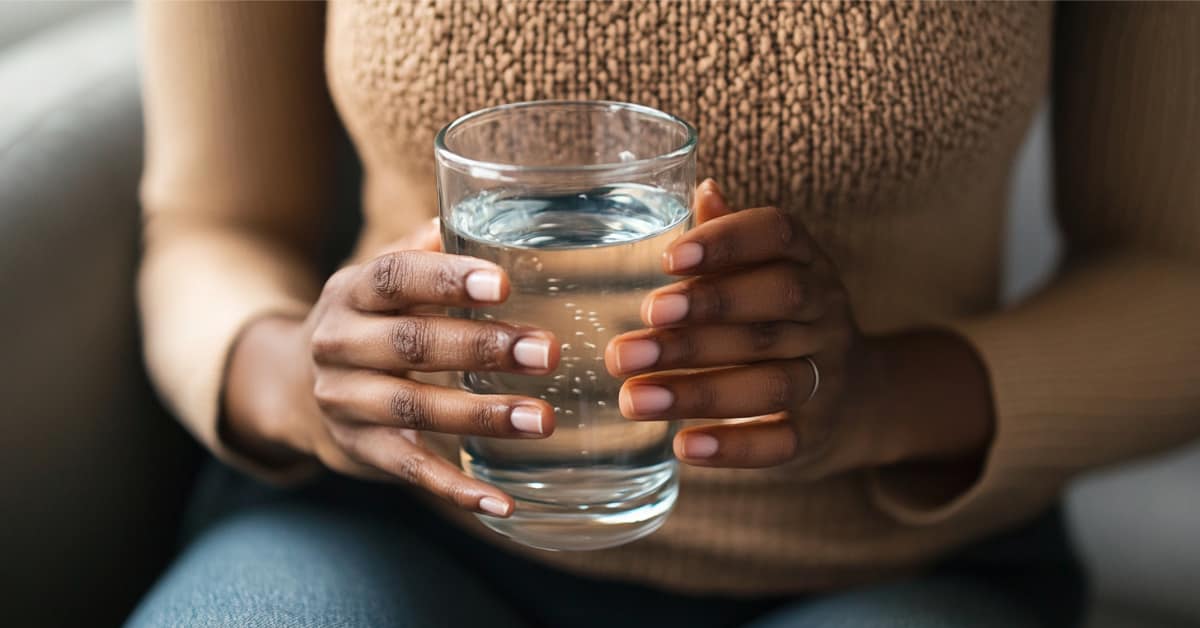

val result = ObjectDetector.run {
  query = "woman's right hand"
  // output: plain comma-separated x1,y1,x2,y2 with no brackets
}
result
223,229,559,517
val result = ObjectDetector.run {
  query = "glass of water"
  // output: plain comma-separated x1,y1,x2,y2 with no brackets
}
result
435,101,696,551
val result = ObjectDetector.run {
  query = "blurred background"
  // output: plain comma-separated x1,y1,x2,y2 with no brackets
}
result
0,2,1197,626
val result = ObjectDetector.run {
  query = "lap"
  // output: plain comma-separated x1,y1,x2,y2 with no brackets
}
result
744,575,1040,628
129,465,1081,628
125,499,527,628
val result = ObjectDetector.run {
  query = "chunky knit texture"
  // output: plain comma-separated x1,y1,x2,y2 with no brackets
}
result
138,2,1200,593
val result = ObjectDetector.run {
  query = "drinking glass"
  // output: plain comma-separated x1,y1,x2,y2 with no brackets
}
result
435,101,697,551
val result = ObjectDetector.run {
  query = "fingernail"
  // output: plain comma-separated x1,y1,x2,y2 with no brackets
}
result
465,269,503,302
513,337,551,369
479,496,511,517
682,433,719,459
646,293,689,326
614,339,661,373
510,405,545,434
667,242,703,271
622,385,674,416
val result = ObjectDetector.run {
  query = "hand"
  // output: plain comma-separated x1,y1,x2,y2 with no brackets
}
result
224,223,559,516
604,181,994,479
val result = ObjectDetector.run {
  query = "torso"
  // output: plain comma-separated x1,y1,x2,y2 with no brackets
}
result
324,0,1052,593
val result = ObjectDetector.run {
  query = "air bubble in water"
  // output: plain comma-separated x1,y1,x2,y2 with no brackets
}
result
597,400,607,407
547,387,559,393
571,387,582,394
564,302,576,308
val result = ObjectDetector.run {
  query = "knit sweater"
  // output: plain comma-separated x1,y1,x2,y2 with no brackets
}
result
138,1,1200,594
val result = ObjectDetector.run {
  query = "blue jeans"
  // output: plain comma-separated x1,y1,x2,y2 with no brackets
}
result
127,465,1084,628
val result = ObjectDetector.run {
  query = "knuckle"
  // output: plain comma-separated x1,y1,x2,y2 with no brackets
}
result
783,268,808,313
444,480,475,509
690,381,716,414
661,327,698,363
469,403,501,434
470,327,510,369
389,386,434,430
748,322,782,353
764,365,794,408
321,424,355,457
309,326,341,362
692,281,728,320
392,452,427,484
371,253,406,298
705,237,734,268
390,318,430,365
324,267,355,295
431,263,461,300
311,376,339,411
770,206,795,248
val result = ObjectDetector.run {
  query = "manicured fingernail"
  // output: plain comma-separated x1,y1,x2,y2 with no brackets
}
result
513,337,551,369
510,406,545,434
614,339,661,373
682,433,719,459
667,242,703,271
621,385,674,416
646,293,689,326
465,269,503,302
479,496,511,517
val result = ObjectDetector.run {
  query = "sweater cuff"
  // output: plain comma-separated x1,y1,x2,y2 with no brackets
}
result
865,316,1065,527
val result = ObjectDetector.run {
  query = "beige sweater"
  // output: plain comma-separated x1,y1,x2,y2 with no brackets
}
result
138,1,1200,594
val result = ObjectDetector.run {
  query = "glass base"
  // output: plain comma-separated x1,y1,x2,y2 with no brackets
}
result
462,455,679,551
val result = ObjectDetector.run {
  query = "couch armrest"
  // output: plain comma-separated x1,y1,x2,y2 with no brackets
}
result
0,6,199,626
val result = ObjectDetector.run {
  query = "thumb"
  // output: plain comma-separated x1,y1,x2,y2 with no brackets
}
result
694,178,733,224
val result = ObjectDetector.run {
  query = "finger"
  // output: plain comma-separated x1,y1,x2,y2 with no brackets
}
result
639,261,824,327
605,322,820,376
313,313,559,374
331,423,515,517
349,250,509,312
673,415,799,468
662,206,814,274
694,178,733,224
314,369,555,437
618,359,816,420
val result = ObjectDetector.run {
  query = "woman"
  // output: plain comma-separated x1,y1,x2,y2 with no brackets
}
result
129,2,1200,626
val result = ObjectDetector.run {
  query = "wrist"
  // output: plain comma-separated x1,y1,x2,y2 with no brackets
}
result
222,315,312,468
862,330,995,467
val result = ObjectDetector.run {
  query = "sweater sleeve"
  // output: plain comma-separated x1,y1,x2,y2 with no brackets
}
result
137,2,333,481
869,4,1200,530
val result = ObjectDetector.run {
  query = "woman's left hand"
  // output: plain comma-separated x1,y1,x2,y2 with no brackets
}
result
605,180,993,478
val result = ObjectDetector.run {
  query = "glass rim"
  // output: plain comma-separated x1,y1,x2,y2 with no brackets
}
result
434,100,698,176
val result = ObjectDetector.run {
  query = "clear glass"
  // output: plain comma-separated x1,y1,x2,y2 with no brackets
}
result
435,101,696,550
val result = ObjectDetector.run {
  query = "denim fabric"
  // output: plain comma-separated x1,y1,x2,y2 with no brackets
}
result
126,465,1083,628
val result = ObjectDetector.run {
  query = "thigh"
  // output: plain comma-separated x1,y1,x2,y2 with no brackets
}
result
744,575,1040,628
126,500,529,628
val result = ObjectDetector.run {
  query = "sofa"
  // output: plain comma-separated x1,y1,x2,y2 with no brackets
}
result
2,4,1197,626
